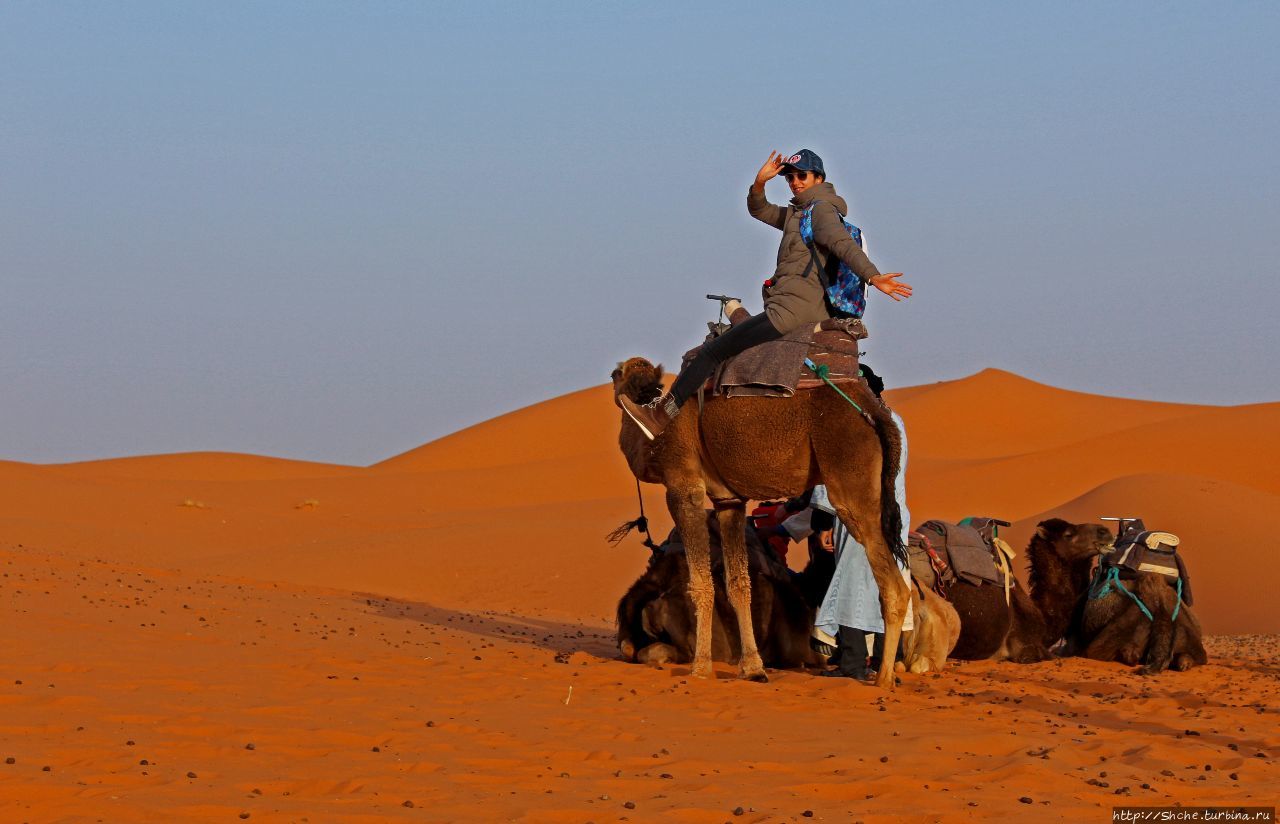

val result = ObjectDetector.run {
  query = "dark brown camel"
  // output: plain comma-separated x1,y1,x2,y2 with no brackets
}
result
616,512,833,669
612,357,908,688
923,519,1113,662
1075,567,1208,674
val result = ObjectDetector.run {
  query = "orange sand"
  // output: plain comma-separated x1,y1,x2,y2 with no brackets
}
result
2,369,1276,820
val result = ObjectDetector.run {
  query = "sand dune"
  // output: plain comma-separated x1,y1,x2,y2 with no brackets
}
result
2,370,1273,625
39,451,362,481
374,386,621,472
906,401,1280,528
889,368,1211,459
3,368,1277,818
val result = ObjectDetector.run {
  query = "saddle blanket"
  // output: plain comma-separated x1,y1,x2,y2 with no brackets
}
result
683,320,865,399
913,520,1010,588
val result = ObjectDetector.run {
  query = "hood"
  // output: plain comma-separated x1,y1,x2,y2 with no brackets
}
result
791,181,847,216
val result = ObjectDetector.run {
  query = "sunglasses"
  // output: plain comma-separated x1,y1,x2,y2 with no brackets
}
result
782,171,815,182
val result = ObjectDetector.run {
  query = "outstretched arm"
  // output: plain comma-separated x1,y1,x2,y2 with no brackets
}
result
747,150,787,230
811,202,913,301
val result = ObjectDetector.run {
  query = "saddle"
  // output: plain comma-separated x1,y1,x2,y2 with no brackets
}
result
685,317,867,399
1102,521,1193,605
910,518,1016,603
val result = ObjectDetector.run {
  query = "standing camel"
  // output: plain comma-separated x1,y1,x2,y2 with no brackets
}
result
611,357,908,688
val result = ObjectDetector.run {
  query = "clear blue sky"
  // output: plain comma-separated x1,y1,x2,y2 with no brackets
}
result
2,1,1278,464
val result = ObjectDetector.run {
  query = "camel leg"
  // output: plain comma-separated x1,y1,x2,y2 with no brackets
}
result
715,503,768,682
827,499,908,690
668,486,715,679
1138,576,1175,676
1171,610,1208,670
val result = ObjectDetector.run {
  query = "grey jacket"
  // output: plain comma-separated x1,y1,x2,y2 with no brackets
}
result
748,181,882,333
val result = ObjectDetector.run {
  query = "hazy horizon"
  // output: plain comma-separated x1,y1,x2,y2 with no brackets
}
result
3,2,1278,465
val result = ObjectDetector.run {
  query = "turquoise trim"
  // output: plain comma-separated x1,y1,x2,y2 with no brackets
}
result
803,357,866,416
1089,566,1154,621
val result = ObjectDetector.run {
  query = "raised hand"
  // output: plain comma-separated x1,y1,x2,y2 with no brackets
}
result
754,151,785,187
871,273,913,302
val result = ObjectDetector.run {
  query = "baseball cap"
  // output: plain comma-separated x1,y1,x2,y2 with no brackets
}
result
780,149,824,176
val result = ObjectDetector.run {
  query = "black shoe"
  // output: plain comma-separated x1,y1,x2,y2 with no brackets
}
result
819,667,872,681
809,630,836,659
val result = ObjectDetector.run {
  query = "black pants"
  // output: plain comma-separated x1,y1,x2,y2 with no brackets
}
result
869,632,904,671
669,312,784,408
834,626,870,677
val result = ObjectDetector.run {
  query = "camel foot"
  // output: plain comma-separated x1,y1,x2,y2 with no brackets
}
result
636,643,677,666
1138,662,1167,676
874,670,897,690
1117,647,1142,666
1171,653,1196,672
691,661,714,680
741,669,769,684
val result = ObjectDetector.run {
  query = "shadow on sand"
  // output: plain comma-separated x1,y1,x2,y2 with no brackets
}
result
361,594,618,658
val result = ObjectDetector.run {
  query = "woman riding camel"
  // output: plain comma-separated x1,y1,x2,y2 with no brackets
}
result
621,148,913,439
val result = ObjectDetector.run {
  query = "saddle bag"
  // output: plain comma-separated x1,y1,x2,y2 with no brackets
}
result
908,530,953,594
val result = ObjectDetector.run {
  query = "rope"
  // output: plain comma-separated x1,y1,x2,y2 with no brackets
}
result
803,358,873,425
1088,566,1154,621
1173,577,1183,623
605,477,661,554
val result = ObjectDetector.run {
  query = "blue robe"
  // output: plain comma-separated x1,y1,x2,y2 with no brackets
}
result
812,411,913,635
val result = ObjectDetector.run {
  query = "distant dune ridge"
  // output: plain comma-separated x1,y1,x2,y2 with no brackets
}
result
1,368,1275,633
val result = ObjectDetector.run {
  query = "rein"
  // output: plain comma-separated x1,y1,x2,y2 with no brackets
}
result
606,476,661,556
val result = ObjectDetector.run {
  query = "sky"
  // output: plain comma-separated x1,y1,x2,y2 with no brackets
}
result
2,1,1278,465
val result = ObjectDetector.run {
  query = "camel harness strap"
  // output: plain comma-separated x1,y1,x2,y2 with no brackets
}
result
1088,565,1184,623
803,358,875,427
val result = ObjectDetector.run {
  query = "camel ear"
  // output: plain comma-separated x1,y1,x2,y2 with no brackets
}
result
1035,524,1049,540
653,364,664,383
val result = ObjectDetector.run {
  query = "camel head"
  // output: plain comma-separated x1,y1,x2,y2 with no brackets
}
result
611,357,664,409
1033,518,1114,564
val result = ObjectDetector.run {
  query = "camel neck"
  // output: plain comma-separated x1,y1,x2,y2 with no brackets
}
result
1028,540,1091,641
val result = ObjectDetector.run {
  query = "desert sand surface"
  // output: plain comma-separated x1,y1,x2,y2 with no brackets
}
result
2,368,1277,821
